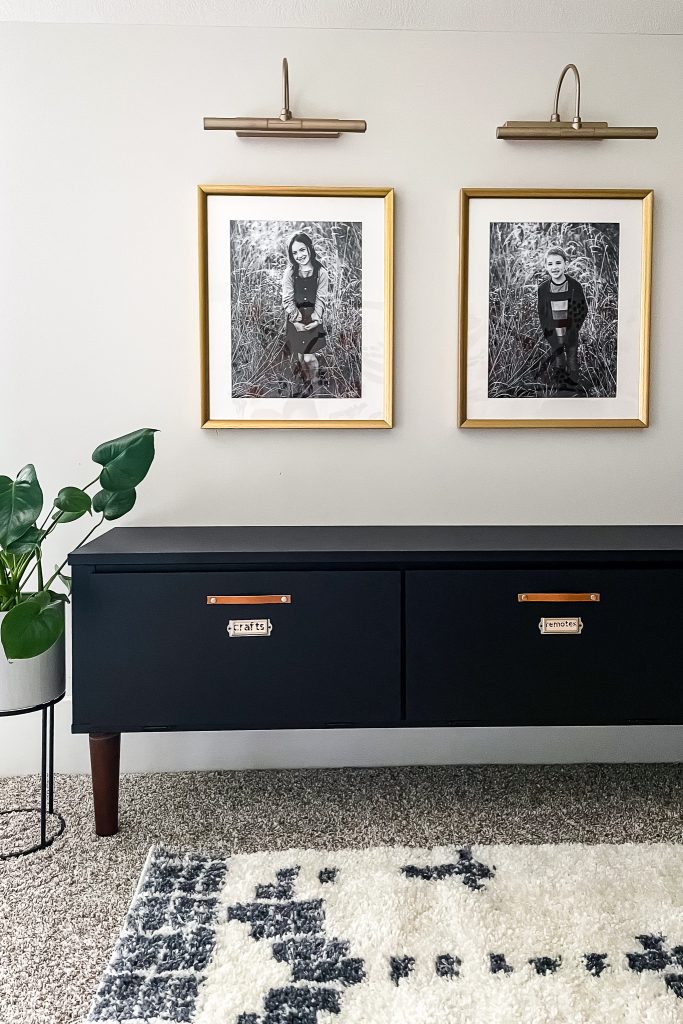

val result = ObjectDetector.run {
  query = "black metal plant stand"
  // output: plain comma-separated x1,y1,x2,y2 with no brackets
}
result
0,693,66,859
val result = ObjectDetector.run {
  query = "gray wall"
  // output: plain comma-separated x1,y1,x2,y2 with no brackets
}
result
1,15,682,771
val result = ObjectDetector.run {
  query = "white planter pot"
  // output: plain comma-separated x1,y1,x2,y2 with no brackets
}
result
0,610,66,713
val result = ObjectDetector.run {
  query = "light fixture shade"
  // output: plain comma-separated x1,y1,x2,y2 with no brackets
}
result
497,121,658,140
497,64,658,141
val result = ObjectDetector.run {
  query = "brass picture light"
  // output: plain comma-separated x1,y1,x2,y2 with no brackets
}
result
203,57,367,139
497,63,658,140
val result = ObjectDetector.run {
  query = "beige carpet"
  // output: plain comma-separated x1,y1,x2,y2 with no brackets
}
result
1,764,682,1024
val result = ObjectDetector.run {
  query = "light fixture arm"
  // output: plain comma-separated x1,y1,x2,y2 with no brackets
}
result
281,57,292,121
551,63,581,128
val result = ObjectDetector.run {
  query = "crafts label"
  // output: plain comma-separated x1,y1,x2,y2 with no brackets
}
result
227,619,273,637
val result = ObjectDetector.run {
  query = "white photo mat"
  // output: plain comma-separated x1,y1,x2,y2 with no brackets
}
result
205,193,390,425
462,195,650,426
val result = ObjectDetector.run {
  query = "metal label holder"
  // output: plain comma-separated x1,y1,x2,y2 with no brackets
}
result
227,619,274,638
539,617,584,635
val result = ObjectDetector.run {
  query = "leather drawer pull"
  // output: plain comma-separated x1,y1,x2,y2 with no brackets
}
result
518,593,600,603
207,595,292,605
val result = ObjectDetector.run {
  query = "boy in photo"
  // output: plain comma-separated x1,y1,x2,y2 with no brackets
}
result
537,247,588,389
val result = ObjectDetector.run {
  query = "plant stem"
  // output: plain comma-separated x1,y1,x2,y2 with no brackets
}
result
43,515,105,591
38,475,100,532
11,550,39,593
38,505,58,532
24,474,102,592
41,510,65,539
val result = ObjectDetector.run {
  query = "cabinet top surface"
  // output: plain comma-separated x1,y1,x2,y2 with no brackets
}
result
68,525,683,566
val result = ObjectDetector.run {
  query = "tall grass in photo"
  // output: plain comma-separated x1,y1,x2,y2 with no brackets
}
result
488,221,620,398
230,220,362,399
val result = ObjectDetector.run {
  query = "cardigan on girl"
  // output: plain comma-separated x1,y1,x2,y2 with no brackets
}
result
282,264,330,323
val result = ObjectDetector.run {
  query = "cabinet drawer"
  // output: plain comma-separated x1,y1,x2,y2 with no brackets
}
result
72,570,400,731
406,568,683,726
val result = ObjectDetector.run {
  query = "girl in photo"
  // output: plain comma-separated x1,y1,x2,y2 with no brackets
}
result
537,247,588,389
282,232,329,393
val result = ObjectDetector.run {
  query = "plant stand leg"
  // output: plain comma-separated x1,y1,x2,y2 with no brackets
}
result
89,733,121,836
48,703,55,815
40,708,47,847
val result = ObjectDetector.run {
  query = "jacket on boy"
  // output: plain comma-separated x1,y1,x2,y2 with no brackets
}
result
537,275,588,352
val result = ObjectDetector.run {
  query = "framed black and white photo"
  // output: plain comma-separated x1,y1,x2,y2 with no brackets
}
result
459,189,653,428
199,186,393,428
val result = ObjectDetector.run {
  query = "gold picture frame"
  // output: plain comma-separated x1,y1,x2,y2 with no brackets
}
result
458,188,653,428
198,185,394,428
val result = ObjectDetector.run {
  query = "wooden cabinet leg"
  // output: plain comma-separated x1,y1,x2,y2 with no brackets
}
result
89,733,121,836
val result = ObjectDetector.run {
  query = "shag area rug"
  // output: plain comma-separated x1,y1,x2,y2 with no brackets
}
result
86,843,683,1023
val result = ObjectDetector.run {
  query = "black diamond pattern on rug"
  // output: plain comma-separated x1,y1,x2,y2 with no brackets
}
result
86,850,226,1023
625,934,683,998
402,847,495,891
228,866,365,1023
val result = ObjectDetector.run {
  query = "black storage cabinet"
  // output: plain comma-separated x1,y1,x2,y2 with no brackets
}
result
69,525,683,835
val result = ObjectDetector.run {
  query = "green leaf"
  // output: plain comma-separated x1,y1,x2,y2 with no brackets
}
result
1,591,64,659
55,487,92,516
5,526,44,555
0,465,44,548
52,508,89,524
54,568,72,594
92,428,157,492
92,488,136,520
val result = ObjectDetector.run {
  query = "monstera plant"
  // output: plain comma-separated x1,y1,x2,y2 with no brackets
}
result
0,428,157,661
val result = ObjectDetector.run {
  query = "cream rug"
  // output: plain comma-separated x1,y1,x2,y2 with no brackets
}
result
85,843,683,1023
